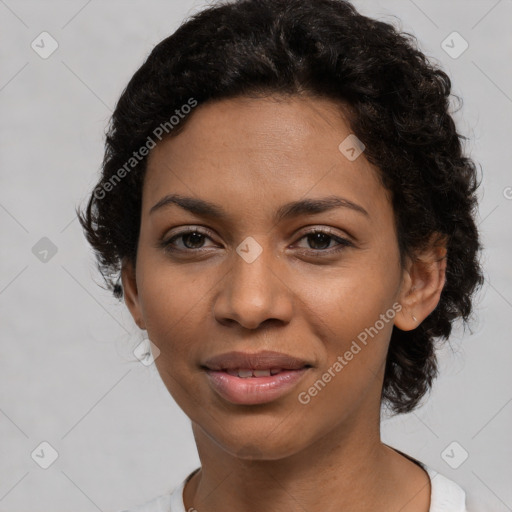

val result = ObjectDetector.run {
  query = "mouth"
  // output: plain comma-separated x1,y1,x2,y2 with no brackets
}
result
202,349,312,372
219,367,310,378
203,367,311,405
201,351,313,405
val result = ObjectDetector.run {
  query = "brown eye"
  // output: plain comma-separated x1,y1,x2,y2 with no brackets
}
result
294,229,353,255
179,231,207,249
160,228,217,253
304,232,334,250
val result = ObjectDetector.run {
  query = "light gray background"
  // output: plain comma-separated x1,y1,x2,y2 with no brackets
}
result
0,0,510,510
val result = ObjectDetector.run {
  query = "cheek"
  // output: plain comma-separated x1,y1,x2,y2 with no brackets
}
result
137,264,210,414
293,250,401,399
136,259,210,366
293,295,395,432
300,250,401,342
302,281,394,378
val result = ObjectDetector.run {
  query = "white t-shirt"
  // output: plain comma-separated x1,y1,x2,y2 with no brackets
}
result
120,465,467,512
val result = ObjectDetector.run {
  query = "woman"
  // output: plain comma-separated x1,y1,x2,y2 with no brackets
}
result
78,0,483,510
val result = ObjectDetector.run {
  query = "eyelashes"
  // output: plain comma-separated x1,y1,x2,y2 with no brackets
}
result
158,226,354,257
294,229,353,253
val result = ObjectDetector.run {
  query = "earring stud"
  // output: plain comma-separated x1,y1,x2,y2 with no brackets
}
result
412,315,417,322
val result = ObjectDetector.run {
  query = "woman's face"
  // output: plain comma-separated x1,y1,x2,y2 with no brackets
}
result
123,95,409,460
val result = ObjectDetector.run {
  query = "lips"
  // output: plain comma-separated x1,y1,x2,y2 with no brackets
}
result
202,350,311,372
205,368,310,405
202,350,312,405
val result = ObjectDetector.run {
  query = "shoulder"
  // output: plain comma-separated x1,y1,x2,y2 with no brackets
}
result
118,493,173,512
390,446,467,511
424,465,468,512
118,469,195,512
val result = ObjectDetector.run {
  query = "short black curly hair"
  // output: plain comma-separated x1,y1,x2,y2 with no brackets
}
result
78,0,483,414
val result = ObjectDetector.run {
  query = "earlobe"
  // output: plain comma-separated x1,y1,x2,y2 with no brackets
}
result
121,259,146,330
394,236,447,331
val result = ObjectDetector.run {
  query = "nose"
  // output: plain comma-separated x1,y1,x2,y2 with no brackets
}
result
213,243,294,330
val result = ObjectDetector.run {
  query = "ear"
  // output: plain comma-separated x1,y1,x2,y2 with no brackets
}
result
394,234,447,331
121,258,146,330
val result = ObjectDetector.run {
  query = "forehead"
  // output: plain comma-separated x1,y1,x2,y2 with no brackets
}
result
143,95,390,223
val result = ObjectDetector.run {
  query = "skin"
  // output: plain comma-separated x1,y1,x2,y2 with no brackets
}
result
122,94,447,512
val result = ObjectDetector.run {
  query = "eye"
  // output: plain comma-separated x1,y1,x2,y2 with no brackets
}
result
293,228,353,255
160,228,217,252
159,227,353,256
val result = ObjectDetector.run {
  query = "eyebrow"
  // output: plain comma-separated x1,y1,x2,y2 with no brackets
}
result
149,193,369,221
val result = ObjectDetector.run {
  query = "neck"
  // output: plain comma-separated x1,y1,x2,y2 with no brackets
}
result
183,408,429,512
